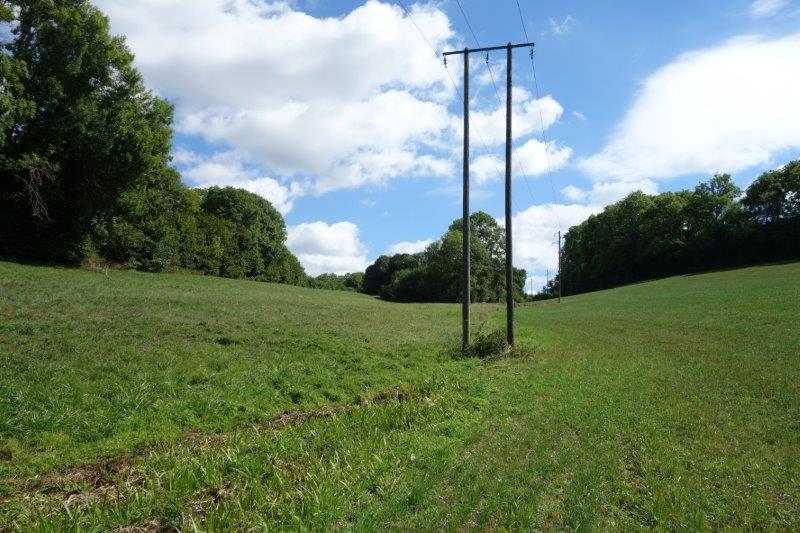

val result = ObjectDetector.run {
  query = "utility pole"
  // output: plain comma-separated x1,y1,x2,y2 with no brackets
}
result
444,41,534,351
461,48,470,354
504,44,514,346
557,230,563,303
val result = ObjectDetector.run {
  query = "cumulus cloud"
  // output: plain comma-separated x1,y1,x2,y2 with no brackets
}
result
96,0,459,192
287,221,370,276
580,32,800,183
750,0,790,17
175,151,303,215
561,179,658,205
509,203,602,289
467,90,564,147
472,139,571,185
516,138,572,177
387,239,433,255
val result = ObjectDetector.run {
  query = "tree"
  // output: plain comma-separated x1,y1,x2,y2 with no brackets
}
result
90,167,198,272
362,253,421,296
742,161,800,223
741,161,800,261
556,165,800,298
1,1,34,153
361,211,526,303
197,187,289,280
309,272,363,292
0,1,311,288
0,0,173,261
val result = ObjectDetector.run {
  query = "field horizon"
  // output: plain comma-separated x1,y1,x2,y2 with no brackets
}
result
1,259,798,529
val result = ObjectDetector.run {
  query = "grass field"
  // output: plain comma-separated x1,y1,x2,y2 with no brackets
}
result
1,260,799,529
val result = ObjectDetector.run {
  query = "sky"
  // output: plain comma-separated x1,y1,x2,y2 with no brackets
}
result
90,0,800,290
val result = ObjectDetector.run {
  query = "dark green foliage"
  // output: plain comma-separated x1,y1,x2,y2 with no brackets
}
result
556,164,800,296
0,0,174,261
90,168,198,271
260,246,308,286
0,1,309,286
742,161,800,223
195,187,286,279
310,272,363,292
362,254,421,295
363,211,526,303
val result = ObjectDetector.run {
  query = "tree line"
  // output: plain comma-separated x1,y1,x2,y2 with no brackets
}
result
0,0,309,285
5,2,797,301
545,163,800,297
361,212,526,303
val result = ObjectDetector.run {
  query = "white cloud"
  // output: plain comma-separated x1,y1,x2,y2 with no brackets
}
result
176,151,302,215
387,239,433,255
548,15,575,36
561,185,586,202
472,138,571,185
96,0,459,192
580,32,800,183
516,138,572,177
472,155,503,185
286,221,369,276
510,203,602,280
467,90,564,146
572,111,586,121
750,0,790,17
561,179,658,205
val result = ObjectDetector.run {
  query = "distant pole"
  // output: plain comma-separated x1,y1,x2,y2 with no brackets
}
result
557,230,563,303
462,48,470,353
504,43,514,346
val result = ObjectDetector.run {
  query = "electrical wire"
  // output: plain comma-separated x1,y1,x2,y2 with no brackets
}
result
397,1,509,199
453,0,540,213
513,0,563,230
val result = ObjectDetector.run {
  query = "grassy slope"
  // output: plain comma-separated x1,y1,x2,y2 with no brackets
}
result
0,261,798,529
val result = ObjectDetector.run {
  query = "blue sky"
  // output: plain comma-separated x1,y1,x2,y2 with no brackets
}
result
93,0,800,288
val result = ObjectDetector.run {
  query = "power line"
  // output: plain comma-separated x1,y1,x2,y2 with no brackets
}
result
396,1,510,205
453,0,540,213
512,0,562,230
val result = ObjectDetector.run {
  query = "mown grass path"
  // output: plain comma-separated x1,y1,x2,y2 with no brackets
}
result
1,261,798,529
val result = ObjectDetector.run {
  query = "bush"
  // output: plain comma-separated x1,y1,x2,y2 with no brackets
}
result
461,330,509,360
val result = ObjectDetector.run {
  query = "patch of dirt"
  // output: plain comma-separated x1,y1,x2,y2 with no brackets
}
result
35,455,135,494
187,484,235,516
2,385,427,515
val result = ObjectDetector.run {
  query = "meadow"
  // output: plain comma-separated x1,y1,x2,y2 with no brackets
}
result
0,260,798,529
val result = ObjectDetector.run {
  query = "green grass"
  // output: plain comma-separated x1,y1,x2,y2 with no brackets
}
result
1,260,798,529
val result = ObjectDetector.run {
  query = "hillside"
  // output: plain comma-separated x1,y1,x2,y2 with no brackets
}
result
1,260,798,529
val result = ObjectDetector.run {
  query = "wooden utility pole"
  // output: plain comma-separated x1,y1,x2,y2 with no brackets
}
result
504,44,514,346
461,49,470,353
444,41,534,351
